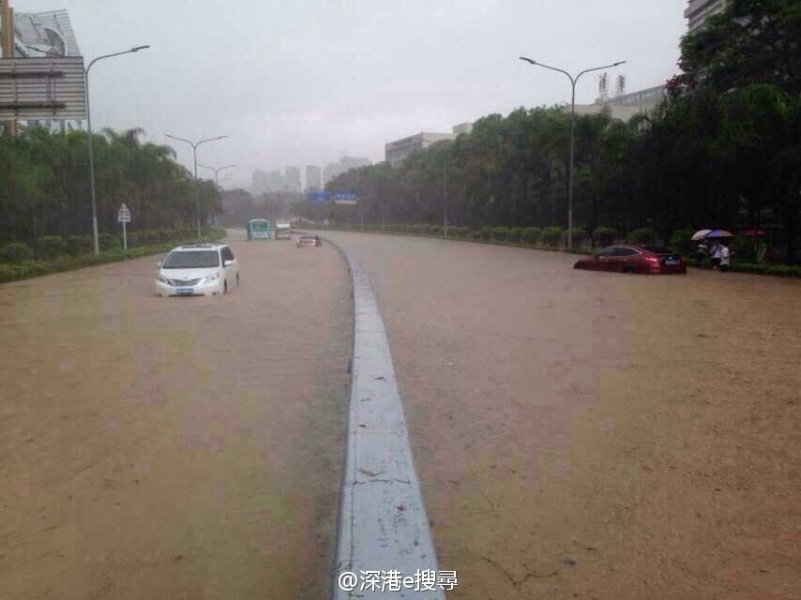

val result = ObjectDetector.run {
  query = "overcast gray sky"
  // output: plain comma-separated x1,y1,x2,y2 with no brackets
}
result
19,0,686,189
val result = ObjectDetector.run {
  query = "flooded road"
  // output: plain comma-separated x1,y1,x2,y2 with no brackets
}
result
0,231,352,600
3,228,799,600
326,231,801,600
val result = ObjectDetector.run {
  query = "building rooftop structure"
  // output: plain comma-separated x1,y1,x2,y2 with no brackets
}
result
13,9,80,58
684,0,728,34
385,123,473,167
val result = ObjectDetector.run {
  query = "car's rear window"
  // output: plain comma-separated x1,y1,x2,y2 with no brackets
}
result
644,246,675,255
163,250,220,268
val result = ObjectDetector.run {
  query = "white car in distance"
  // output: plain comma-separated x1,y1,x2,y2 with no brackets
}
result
154,243,239,297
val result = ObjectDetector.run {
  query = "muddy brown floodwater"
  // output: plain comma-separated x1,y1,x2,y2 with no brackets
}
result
0,231,352,600
326,231,801,600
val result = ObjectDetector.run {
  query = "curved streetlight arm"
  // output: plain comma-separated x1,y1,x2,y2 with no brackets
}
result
575,61,627,85
86,46,150,74
196,135,229,150
164,133,194,149
197,164,236,186
519,56,574,85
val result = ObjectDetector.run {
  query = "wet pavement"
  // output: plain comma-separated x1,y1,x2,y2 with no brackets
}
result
0,231,352,600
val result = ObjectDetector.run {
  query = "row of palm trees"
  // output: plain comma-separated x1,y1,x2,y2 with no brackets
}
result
0,126,220,247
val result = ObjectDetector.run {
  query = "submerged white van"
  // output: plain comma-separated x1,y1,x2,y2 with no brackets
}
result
275,222,292,240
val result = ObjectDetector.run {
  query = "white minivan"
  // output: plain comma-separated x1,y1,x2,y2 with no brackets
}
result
275,222,292,240
154,243,240,297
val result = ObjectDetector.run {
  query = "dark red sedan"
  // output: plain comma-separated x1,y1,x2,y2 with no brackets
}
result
574,244,687,274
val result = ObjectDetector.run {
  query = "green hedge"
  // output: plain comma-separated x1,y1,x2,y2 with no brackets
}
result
568,227,588,245
0,242,35,264
0,227,226,284
542,226,564,247
491,227,510,242
522,227,542,245
593,226,618,247
628,227,657,245
98,232,119,251
37,236,67,259
66,235,92,256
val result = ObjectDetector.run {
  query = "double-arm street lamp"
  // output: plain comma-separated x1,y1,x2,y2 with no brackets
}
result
164,134,228,239
519,56,626,251
85,45,150,255
198,163,237,186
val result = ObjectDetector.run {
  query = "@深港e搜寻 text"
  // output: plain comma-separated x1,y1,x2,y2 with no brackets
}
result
337,569,457,593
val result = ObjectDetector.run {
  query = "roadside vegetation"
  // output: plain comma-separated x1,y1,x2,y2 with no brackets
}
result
0,125,227,282
322,221,801,278
0,227,227,284
318,0,801,265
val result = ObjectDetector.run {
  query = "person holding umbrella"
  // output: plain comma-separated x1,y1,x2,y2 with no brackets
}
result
707,230,734,270
696,239,710,267
691,229,713,268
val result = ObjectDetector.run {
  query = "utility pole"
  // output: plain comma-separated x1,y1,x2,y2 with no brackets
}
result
443,151,449,238
1,0,18,136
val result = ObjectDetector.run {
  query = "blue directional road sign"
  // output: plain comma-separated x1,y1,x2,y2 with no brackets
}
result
334,192,359,205
307,191,331,202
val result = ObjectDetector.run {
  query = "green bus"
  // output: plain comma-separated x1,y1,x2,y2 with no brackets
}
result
246,219,271,240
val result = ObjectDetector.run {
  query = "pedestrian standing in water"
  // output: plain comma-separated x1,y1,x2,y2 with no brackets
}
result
697,240,709,267
719,241,732,272
710,240,722,269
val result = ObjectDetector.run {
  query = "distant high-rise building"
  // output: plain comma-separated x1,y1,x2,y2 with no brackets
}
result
685,0,728,33
323,156,372,185
267,170,285,192
385,132,453,166
305,165,322,192
285,167,301,192
252,169,270,195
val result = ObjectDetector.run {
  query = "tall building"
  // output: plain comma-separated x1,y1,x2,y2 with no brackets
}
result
252,169,271,195
285,167,301,193
685,0,728,33
323,156,372,185
305,165,322,192
385,132,453,166
384,123,472,166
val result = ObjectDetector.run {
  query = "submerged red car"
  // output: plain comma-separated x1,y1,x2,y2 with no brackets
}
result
574,244,687,274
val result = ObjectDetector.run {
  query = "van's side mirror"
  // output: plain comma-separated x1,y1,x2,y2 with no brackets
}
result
156,261,162,268
224,260,233,267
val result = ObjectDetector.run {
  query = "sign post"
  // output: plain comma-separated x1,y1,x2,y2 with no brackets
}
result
334,192,359,205
117,203,131,249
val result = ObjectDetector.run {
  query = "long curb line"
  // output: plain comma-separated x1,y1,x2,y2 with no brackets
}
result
326,237,445,599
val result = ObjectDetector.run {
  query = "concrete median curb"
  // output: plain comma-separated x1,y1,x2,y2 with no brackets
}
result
327,237,444,599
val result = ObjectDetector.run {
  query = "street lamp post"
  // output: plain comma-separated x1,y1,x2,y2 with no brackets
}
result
519,56,626,251
198,163,237,186
164,134,228,239
443,151,449,239
85,45,150,255
198,164,235,228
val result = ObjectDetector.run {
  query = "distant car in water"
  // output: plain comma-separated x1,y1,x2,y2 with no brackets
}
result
296,234,321,248
275,222,292,240
574,244,687,274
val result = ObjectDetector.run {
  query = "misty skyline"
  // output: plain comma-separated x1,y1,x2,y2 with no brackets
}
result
14,1,687,189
